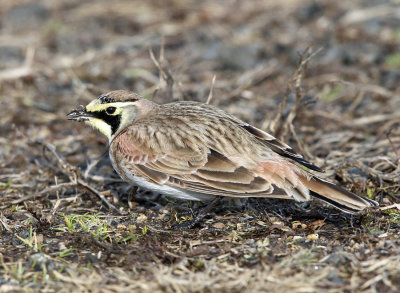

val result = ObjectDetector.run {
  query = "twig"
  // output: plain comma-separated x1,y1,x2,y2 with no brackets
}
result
90,235,122,253
84,148,109,180
84,159,102,180
352,160,400,182
346,90,365,115
386,126,400,165
267,47,322,156
206,75,216,104
226,63,278,100
159,35,165,65
46,198,61,223
66,68,103,102
379,204,400,211
0,213,12,232
146,224,173,234
282,47,322,137
10,182,77,204
266,94,287,135
33,139,123,215
36,139,77,181
0,46,35,81
148,39,174,101
289,123,312,159
86,175,125,183
77,179,122,214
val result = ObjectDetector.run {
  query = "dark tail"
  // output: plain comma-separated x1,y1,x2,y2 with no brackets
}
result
300,176,378,214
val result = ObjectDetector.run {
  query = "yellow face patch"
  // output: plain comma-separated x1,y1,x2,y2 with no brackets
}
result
85,100,136,114
86,118,112,139
83,99,138,141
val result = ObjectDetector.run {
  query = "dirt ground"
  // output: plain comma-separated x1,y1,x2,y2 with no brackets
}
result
1,0,400,292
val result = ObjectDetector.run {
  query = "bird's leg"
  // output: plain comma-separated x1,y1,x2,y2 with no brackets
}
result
173,196,222,230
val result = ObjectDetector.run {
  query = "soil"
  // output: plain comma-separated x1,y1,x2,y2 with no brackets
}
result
0,0,399,292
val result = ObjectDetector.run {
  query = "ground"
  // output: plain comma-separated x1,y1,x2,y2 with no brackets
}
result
0,0,400,292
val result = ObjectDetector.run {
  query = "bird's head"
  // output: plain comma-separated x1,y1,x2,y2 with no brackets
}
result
67,90,154,141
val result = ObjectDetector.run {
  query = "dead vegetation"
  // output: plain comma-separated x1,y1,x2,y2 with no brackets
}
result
0,0,399,292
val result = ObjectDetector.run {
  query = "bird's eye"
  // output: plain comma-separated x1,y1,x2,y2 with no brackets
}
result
106,107,116,115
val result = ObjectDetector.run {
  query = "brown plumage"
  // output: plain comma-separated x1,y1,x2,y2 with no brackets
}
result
68,90,378,213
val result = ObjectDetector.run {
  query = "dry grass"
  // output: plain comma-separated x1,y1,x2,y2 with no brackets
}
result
0,0,399,292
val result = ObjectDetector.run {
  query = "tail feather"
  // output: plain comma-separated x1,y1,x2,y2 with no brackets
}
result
300,176,378,214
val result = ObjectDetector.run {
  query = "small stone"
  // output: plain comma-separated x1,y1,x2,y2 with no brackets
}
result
272,221,284,226
128,201,139,208
136,214,147,223
307,233,319,241
27,253,54,271
212,222,225,229
36,234,44,245
160,209,169,214
323,252,349,267
58,242,67,250
293,235,304,241
292,221,307,230
326,269,345,284
85,253,99,264
257,221,268,227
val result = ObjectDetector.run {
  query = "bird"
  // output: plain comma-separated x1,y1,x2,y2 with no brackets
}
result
67,90,378,215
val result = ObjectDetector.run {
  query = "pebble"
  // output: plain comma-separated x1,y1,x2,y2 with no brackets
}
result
212,222,225,229
27,253,54,271
136,214,148,223
307,233,319,241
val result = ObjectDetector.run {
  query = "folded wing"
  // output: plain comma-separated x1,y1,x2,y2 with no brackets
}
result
112,128,280,198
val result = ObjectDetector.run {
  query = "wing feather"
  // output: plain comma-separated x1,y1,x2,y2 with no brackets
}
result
201,149,237,172
112,128,277,197
239,124,324,172
135,164,169,184
196,167,256,184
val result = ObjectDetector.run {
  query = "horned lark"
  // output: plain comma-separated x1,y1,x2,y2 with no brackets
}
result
68,90,378,214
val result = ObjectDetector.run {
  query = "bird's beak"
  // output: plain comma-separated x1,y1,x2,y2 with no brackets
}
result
67,107,94,122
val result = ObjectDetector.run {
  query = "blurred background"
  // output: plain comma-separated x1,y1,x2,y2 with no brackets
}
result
1,0,400,291
1,0,399,136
